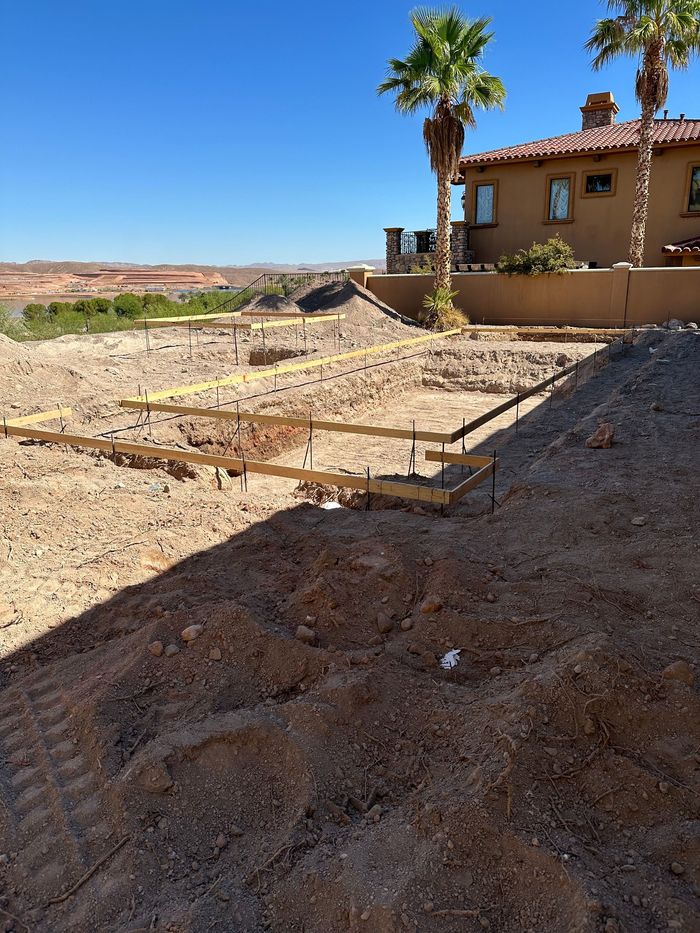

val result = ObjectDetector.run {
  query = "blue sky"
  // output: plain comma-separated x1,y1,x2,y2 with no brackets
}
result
2,0,697,265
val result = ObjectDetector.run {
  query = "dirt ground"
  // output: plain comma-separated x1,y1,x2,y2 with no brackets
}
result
0,288,698,933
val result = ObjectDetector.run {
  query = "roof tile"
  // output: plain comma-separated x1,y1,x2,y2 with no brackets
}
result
662,235,700,254
460,119,700,167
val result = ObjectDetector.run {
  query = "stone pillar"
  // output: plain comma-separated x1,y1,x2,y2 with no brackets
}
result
384,228,404,274
451,221,473,269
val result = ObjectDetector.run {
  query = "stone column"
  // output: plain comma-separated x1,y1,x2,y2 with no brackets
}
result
451,221,472,269
384,228,404,274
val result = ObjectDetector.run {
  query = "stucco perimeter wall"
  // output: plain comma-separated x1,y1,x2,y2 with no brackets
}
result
363,267,699,327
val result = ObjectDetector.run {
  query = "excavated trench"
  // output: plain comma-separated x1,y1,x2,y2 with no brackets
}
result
172,340,607,503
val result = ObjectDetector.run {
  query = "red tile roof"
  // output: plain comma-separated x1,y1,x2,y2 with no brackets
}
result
459,118,700,168
662,235,700,254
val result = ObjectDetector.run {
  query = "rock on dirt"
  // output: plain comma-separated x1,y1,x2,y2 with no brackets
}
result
148,640,164,657
586,422,615,449
164,644,180,657
661,660,694,686
181,624,204,643
420,598,442,615
295,624,316,645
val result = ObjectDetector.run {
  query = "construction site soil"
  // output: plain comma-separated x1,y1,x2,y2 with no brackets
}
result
0,282,697,933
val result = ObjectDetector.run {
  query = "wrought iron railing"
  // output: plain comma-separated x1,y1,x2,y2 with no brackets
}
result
400,229,437,255
204,270,350,316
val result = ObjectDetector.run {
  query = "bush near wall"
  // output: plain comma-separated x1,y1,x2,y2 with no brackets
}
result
496,236,575,276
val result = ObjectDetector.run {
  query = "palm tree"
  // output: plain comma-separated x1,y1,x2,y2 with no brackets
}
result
378,7,505,294
586,1,700,267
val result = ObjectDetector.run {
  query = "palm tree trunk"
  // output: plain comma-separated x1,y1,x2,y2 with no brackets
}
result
435,167,452,291
629,94,656,267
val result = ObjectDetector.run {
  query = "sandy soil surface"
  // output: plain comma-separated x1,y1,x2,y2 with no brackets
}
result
0,289,697,932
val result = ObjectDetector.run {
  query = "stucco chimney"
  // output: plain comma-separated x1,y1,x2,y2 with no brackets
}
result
580,92,619,131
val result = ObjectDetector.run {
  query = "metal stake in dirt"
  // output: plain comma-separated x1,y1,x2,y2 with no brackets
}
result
491,450,497,515
303,413,314,470
366,467,371,511
515,393,520,434
407,420,417,477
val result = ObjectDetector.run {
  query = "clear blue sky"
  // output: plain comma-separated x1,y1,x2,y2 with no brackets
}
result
2,0,697,265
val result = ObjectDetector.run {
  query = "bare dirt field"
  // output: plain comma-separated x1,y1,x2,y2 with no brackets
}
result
0,285,697,933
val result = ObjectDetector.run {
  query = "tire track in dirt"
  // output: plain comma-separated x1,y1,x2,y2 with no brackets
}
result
0,674,116,896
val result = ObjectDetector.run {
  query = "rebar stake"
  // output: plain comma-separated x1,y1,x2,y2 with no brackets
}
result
366,467,371,511
515,393,520,434
407,420,417,477
303,413,314,470
491,450,497,515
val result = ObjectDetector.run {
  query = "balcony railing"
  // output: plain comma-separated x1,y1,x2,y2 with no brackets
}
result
400,229,437,255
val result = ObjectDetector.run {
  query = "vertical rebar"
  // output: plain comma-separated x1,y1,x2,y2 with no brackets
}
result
366,467,371,511
491,450,497,515
515,393,520,434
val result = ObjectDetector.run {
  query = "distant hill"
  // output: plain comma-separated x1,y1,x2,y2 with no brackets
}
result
0,259,386,289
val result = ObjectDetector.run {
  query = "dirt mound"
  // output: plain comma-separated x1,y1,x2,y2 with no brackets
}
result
244,293,304,317
297,279,413,326
0,332,33,365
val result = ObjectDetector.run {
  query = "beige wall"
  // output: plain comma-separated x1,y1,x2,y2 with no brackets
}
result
365,267,700,327
464,145,700,268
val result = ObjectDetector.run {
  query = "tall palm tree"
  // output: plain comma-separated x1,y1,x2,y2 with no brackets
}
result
586,1,700,267
378,7,505,293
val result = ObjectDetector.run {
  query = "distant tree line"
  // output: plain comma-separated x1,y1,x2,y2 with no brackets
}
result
21,290,231,324
0,290,242,342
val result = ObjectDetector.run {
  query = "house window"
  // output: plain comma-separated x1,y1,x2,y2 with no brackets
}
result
582,169,618,197
472,181,497,225
546,175,574,222
687,165,700,213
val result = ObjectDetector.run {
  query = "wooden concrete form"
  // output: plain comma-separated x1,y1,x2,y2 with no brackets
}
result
3,407,71,428
134,311,243,326
134,315,344,332
461,325,631,338
122,330,460,404
3,412,455,505
118,401,451,444
424,450,499,505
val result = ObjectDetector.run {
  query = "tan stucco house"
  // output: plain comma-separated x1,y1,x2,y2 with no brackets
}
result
457,92,700,268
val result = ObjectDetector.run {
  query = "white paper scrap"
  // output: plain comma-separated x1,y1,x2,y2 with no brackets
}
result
440,649,462,671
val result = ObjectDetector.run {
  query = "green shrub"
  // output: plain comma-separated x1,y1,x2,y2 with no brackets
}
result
113,293,144,318
409,257,434,275
496,236,575,275
22,303,49,323
422,287,469,331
